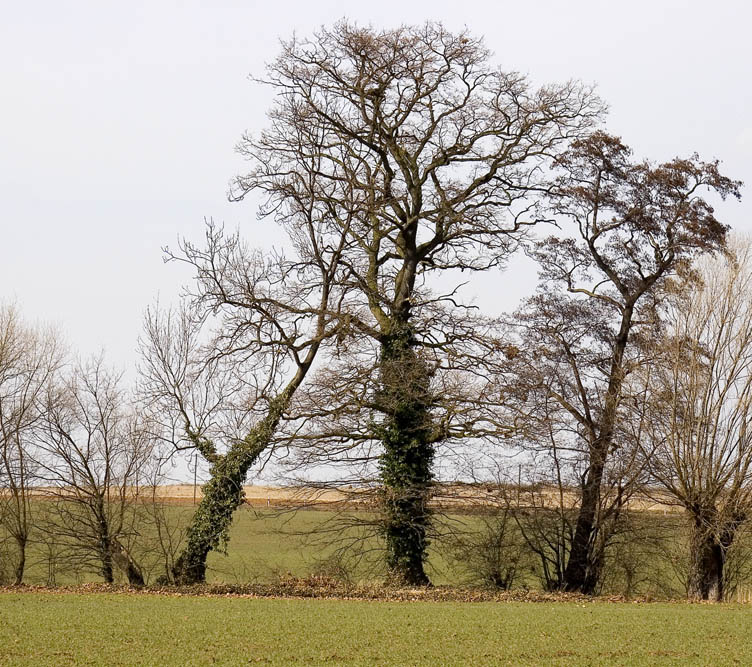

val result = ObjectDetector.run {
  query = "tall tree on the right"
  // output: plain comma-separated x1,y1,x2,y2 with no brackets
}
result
641,239,752,601
514,132,740,593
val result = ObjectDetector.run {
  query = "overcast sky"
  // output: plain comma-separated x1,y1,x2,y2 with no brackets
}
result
2,0,751,371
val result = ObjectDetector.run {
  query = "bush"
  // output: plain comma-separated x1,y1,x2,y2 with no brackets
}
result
447,509,526,590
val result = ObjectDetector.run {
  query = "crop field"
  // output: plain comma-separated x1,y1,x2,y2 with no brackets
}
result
1,591,752,665
4,502,750,664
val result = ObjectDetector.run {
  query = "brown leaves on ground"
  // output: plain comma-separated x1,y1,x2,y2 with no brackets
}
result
0,579,666,604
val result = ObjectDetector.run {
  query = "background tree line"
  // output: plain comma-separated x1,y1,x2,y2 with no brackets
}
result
0,21,746,601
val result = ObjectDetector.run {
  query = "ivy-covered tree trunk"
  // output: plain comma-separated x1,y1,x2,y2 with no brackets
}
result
171,397,288,585
377,328,434,586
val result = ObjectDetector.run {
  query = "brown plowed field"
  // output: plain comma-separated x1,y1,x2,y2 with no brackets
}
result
10,483,681,512
149,483,681,513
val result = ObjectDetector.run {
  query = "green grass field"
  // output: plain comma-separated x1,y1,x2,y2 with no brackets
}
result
4,507,752,664
1,591,751,665
203,507,461,586
8,506,460,588
2,504,698,598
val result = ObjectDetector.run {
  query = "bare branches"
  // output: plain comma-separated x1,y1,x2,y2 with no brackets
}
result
223,22,604,584
34,358,154,585
504,132,740,593
0,304,64,584
139,143,356,583
639,239,752,599
232,21,603,329
535,132,741,304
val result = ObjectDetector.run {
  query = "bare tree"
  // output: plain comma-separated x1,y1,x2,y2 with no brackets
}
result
140,218,351,584
502,292,659,592
641,240,752,600
35,358,153,586
506,132,740,592
231,21,602,585
126,453,190,585
0,304,64,584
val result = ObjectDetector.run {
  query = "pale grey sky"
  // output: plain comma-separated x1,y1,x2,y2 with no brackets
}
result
2,0,751,370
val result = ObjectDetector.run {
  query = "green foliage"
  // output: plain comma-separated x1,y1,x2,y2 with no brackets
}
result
172,395,289,584
376,329,435,585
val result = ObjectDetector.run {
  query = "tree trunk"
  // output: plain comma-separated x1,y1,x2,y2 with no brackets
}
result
377,328,434,586
111,540,145,587
561,304,634,593
171,397,289,585
171,454,246,585
100,541,114,584
13,534,26,586
688,531,724,601
687,518,736,602
96,506,115,584
562,453,605,594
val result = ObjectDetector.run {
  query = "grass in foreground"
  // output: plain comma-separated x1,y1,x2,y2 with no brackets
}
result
1,591,752,665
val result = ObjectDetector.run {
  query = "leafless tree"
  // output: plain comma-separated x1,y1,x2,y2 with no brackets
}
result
35,358,153,586
641,240,752,600
0,304,64,584
231,20,603,585
505,132,740,592
139,217,351,584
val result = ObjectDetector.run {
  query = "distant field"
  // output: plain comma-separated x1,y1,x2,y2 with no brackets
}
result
152,484,352,506
15,483,678,512
6,484,692,596
150,483,683,514
11,507,394,587
6,504,693,596
1,591,751,665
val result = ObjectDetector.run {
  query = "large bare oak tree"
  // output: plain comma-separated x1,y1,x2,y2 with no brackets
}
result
230,21,601,585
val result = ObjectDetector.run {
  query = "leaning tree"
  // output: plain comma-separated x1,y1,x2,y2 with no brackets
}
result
230,21,601,585
140,214,353,584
